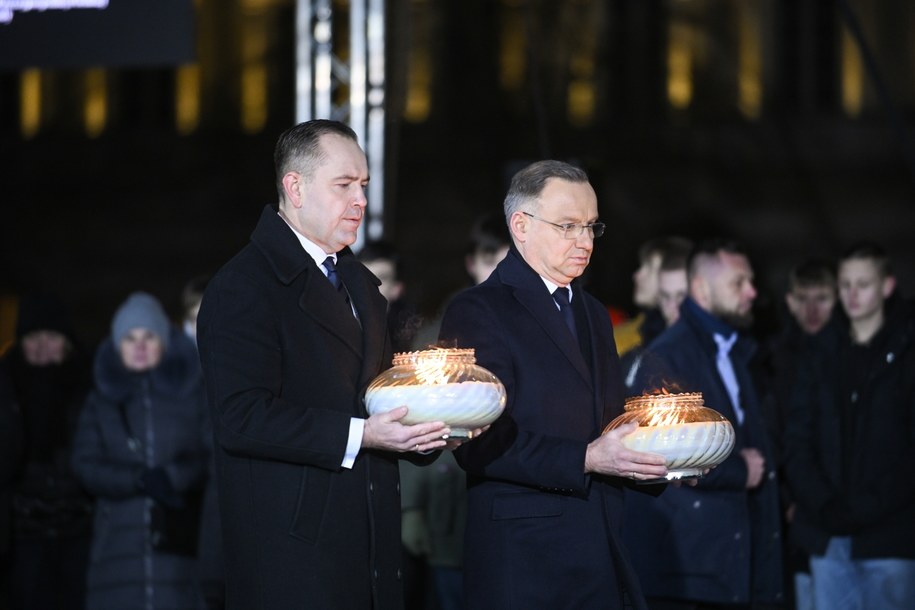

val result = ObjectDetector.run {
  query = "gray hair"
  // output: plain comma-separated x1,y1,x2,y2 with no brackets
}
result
503,160,589,222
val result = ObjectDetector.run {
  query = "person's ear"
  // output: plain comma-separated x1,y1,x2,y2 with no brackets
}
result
882,275,896,299
509,212,527,243
690,275,711,310
281,172,304,209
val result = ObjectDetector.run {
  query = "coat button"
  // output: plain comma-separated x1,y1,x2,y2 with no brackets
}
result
369,482,374,493
374,569,379,579
692,500,701,509
887,352,895,363
734,532,742,540
850,391,858,403
396,569,402,580
396,482,401,494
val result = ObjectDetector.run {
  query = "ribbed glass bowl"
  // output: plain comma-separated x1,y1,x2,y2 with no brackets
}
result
364,348,506,438
603,392,735,482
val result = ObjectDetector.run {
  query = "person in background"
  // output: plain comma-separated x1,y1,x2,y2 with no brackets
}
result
1,293,93,610
627,239,784,609
72,292,209,610
613,236,693,358
358,240,421,354
440,160,669,609
412,211,511,352
760,259,836,610
784,243,915,610
622,242,692,389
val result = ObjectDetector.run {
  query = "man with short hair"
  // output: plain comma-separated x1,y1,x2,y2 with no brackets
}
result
761,258,837,610
439,160,668,609
626,239,784,609
197,120,467,610
784,243,915,610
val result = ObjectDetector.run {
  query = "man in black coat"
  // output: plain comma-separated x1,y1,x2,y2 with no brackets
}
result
784,243,915,609
197,120,456,610
439,160,668,610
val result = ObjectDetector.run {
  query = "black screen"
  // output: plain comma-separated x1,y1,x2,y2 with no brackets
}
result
0,0,195,70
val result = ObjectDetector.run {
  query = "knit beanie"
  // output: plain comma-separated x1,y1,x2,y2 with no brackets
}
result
110,292,170,350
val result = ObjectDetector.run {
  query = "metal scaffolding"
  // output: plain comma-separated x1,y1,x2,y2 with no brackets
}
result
295,0,386,250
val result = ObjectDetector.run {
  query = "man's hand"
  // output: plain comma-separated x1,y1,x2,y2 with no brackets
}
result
740,447,765,489
584,422,668,482
362,406,450,453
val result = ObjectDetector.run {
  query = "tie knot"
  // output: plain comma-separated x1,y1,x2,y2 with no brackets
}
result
713,332,737,354
552,287,571,308
322,256,341,290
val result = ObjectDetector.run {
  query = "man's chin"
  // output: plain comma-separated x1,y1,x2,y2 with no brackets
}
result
718,311,754,330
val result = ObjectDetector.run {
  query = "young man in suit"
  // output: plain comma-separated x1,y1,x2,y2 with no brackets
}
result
197,120,465,610
439,160,668,610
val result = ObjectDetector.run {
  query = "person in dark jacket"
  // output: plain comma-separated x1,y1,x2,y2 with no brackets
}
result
758,259,837,610
72,292,209,610
2,293,93,610
439,160,669,610
783,243,915,610
627,239,784,609
196,120,468,610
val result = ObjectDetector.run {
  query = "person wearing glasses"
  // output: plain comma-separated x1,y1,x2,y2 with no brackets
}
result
439,160,668,610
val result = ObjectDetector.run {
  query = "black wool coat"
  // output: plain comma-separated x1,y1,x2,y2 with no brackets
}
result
197,205,411,610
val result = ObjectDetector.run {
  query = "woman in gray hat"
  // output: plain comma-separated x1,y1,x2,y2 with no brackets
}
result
72,292,209,610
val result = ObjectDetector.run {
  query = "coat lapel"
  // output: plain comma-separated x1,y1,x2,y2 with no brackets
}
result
500,250,592,387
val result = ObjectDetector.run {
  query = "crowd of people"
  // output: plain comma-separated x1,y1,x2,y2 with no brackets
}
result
1,118,913,610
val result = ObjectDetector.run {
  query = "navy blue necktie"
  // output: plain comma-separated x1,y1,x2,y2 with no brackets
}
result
322,256,342,290
552,287,577,340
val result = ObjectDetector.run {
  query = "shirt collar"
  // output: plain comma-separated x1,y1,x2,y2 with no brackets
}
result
540,277,571,301
277,210,334,269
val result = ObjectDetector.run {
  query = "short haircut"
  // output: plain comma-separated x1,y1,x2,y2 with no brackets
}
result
274,119,359,200
639,236,693,269
788,259,836,291
687,238,748,280
467,211,511,257
839,241,893,279
503,160,589,222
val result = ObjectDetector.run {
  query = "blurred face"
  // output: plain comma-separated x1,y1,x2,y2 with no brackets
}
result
657,268,688,327
838,258,894,324
693,251,757,329
786,284,836,335
466,245,509,286
282,133,369,253
21,330,69,366
511,178,598,286
363,259,403,304
633,253,662,308
119,328,164,372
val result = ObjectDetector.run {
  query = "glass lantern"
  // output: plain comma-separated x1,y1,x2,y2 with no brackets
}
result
364,348,506,438
603,392,735,483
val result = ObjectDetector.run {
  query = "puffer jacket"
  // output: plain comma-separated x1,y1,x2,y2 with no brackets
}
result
72,328,209,610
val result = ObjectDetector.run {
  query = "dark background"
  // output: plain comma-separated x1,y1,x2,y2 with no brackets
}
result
2,0,914,348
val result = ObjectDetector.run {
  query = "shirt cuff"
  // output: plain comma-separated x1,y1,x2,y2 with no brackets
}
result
342,417,365,469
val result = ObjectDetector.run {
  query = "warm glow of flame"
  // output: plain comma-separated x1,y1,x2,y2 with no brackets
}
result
645,405,681,427
414,352,451,386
